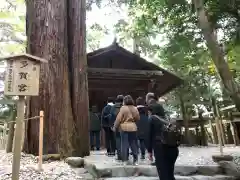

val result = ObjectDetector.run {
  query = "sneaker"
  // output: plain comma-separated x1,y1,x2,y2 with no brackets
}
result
151,162,156,166
109,153,115,157
116,157,122,161
106,152,112,156
133,161,138,166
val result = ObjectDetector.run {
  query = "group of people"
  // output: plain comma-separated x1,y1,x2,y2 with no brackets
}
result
89,93,179,180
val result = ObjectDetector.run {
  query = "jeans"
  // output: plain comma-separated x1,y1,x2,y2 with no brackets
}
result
121,131,138,162
154,144,179,180
115,131,121,159
103,127,116,154
138,139,146,157
90,131,100,150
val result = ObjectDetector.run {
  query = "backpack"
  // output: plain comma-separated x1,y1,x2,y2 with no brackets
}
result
152,115,181,147
113,106,121,117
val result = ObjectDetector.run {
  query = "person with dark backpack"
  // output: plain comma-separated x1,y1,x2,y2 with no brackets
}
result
89,105,101,151
147,102,180,180
101,97,116,156
109,95,124,161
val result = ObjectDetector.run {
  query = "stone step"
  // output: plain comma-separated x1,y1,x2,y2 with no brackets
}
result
103,175,236,180
84,163,223,178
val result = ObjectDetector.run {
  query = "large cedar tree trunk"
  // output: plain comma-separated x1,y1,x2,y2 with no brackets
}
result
67,0,90,156
23,0,89,156
193,0,240,111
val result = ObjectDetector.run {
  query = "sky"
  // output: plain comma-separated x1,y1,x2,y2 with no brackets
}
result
87,3,128,48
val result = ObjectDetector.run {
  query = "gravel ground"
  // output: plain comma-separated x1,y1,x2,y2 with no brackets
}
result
0,151,92,180
0,146,240,179
177,145,240,165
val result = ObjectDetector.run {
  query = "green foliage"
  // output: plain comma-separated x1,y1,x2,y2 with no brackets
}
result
0,94,16,121
112,0,240,115
87,23,109,51
0,0,26,56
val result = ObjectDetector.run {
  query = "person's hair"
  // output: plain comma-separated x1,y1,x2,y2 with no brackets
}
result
116,95,124,103
123,95,134,106
146,92,158,105
136,97,145,106
148,104,166,117
148,98,157,105
107,97,115,103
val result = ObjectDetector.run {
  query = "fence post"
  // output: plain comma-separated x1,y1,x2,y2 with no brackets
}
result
12,96,25,180
38,111,44,171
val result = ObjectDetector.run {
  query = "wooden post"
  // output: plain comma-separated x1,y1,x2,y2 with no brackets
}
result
215,118,223,155
12,96,25,180
38,111,44,171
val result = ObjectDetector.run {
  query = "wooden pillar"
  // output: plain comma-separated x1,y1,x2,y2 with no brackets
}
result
148,79,157,95
230,113,240,145
232,122,240,145
199,112,207,146
226,123,234,144
219,117,226,145
208,119,217,144
212,124,219,144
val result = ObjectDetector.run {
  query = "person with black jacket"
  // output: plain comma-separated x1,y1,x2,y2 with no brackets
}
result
145,92,158,165
101,97,116,156
109,95,124,161
136,97,148,160
147,103,179,180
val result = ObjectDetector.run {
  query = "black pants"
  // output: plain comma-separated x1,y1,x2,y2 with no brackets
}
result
103,127,116,154
154,144,179,180
90,131,100,150
115,131,121,159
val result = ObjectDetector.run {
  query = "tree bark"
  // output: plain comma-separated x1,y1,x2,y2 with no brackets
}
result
67,0,90,156
23,0,75,156
193,0,240,111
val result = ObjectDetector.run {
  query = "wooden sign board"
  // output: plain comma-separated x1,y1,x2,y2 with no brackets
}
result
1,54,47,96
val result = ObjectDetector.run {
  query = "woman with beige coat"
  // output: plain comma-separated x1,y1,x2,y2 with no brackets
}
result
113,95,140,165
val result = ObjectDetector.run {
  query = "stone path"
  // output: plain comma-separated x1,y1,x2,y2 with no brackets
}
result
85,146,240,167
82,146,240,179
103,175,235,180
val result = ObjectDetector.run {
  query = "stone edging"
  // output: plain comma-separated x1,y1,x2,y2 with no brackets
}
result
64,157,240,179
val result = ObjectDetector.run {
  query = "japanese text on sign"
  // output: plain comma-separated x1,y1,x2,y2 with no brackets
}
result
7,60,13,92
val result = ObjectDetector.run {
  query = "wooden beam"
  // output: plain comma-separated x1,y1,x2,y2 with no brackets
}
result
88,75,154,81
87,68,164,77
89,86,144,92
